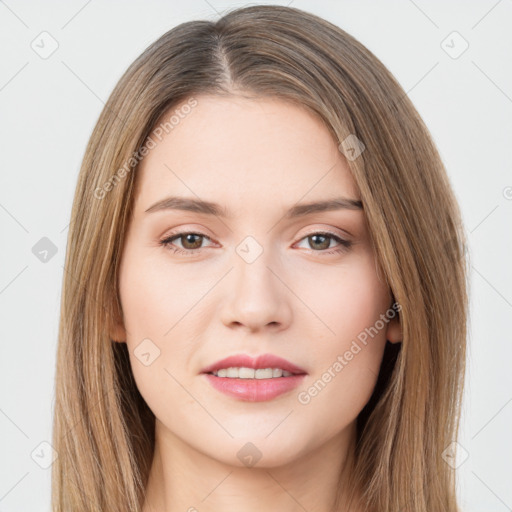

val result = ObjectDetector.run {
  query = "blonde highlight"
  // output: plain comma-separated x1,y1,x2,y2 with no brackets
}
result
52,6,469,511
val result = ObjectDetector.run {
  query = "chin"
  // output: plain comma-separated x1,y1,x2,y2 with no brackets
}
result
203,433,312,469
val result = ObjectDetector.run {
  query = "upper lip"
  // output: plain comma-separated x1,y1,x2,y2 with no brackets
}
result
201,353,307,375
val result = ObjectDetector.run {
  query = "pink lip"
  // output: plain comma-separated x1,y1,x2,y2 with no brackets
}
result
200,353,307,375
203,373,306,402
201,353,307,402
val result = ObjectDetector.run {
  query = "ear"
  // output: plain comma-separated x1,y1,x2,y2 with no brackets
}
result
110,321,127,343
385,301,402,344
386,315,402,344
109,300,127,343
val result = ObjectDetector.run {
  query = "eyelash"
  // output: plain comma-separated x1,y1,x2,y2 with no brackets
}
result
158,230,352,257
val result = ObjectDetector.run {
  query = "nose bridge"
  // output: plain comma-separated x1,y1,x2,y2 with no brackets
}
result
232,233,279,295
220,233,291,330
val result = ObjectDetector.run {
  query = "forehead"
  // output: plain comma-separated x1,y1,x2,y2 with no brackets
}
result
134,94,360,212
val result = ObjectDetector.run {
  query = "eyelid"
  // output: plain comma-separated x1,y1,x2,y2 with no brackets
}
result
159,224,351,244
160,229,216,247
299,225,351,240
159,225,353,257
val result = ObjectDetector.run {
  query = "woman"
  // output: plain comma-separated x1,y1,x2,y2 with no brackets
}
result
52,5,469,511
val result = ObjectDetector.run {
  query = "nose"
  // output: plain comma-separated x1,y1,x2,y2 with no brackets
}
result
219,246,292,332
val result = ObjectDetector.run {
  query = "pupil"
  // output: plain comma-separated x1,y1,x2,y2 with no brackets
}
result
184,234,202,249
311,234,329,250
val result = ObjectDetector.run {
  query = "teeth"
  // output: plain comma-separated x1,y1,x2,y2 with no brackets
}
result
211,367,294,378
226,367,239,378
239,367,255,378
255,368,273,379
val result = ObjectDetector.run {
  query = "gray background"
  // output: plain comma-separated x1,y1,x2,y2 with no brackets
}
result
1,1,511,510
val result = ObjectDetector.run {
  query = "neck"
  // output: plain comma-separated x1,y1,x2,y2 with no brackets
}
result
142,419,362,512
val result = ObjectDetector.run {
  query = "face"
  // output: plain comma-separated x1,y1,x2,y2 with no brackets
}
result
114,94,401,467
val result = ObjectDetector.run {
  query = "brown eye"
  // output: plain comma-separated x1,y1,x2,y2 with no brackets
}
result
159,231,213,255
295,231,352,256
307,234,331,250
178,233,204,250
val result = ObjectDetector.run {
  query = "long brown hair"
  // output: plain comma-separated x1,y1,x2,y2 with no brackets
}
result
52,5,469,511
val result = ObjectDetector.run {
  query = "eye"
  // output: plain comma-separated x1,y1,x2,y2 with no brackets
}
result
294,231,352,256
159,231,214,256
159,229,351,257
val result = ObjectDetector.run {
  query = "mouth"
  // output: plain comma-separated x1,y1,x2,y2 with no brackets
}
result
207,367,297,378
201,353,307,375
201,353,307,402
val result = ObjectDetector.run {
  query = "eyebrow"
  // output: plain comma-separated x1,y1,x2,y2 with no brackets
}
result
144,195,363,218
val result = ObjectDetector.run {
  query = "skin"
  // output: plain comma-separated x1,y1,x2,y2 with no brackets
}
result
111,94,401,512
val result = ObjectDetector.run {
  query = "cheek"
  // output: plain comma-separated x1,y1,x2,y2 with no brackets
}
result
296,251,390,347
117,250,175,392
294,255,390,419
119,248,190,341
118,247,209,409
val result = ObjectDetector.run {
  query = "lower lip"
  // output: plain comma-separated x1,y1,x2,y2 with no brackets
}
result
203,373,306,402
